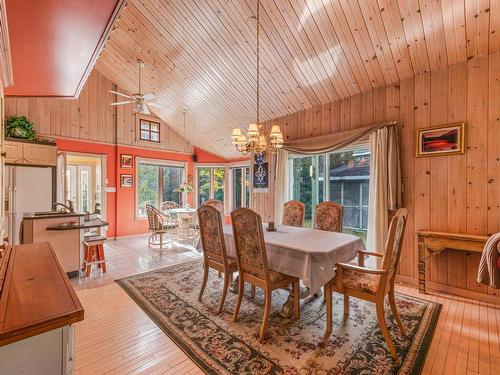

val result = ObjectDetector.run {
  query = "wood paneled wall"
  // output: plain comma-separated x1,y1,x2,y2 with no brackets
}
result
4,70,193,154
254,51,500,298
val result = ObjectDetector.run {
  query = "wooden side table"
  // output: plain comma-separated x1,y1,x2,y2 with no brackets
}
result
416,231,489,293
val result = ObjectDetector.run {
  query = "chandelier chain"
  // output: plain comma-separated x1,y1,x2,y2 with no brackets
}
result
256,0,260,124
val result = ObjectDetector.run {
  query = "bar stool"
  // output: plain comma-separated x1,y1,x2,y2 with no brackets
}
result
83,235,107,277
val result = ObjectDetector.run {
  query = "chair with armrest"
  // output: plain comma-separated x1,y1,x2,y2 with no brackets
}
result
145,204,176,249
231,208,300,342
323,208,408,359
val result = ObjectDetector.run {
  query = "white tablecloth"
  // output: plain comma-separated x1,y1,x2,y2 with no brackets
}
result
201,224,365,294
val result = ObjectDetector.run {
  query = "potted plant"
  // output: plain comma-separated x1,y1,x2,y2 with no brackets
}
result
5,115,36,140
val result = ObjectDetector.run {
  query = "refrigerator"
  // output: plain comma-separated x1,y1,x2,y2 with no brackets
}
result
4,165,54,245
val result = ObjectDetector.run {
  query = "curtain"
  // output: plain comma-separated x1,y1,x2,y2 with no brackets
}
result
274,150,289,224
283,121,396,155
367,126,401,253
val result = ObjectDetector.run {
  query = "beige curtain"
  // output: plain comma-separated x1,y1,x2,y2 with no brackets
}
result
367,126,401,253
274,149,289,224
283,121,396,155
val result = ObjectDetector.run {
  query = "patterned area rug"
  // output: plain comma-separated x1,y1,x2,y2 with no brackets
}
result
116,260,441,375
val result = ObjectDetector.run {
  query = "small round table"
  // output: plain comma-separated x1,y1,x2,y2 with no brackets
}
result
167,208,197,241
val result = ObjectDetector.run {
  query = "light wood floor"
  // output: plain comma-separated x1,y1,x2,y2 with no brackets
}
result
74,236,500,374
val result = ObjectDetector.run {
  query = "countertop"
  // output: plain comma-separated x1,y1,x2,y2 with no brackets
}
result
0,242,84,347
46,219,109,231
23,212,84,220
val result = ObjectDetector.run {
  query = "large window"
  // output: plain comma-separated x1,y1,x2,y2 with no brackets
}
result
231,166,250,210
289,146,370,242
197,167,225,208
137,159,185,217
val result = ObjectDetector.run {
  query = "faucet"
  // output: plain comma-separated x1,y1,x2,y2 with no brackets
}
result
53,200,75,214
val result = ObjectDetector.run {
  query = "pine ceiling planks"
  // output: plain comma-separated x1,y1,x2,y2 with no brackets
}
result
95,0,499,158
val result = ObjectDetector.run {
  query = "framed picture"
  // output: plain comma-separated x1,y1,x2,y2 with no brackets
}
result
121,154,133,168
120,174,133,188
416,123,466,157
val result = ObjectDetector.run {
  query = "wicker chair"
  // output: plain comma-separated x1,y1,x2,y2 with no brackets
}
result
231,208,300,342
282,200,305,227
203,199,224,217
145,204,176,248
314,201,343,232
197,205,237,314
323,208,409,359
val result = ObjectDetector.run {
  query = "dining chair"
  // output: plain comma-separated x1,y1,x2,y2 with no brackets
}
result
203,199,224,217
282,200,305,227
323,208,409,359
145,204,176,248
231,207,300,342
197,205,237,314
314,201,343,232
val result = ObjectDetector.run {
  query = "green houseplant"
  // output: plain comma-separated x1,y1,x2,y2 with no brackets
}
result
5,115,36,140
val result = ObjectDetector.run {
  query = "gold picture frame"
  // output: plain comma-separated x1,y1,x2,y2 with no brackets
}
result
416,122,466,157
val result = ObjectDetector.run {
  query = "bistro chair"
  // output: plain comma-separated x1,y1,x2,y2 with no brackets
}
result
231,208,300,342
145,204,176,248
282,200,305,227
323,208,409,359
314,201,343,232
197,205,237,314
203,199,224,217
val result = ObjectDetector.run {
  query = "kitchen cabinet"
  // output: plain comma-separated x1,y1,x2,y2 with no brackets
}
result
4,139,57,167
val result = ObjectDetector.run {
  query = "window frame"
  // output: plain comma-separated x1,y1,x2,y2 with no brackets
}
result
229,163,251,211
288,141,371,231
194,164,228,213
138,118,161,143
135,157,187,219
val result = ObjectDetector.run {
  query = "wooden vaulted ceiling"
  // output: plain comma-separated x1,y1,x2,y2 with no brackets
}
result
95,0,499,158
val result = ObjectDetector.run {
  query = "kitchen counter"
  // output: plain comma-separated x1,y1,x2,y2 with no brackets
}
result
0,242,84,346
23,212,84,220
46,219,109,231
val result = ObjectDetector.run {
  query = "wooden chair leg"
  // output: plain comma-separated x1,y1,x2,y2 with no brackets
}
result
99,244,107,273
218,272,230,315
344,295,350,317
293,280,300,319
388,290,406,336
218,271,222,278
250,284,256,299
233,277,245,322
323,282,332,343
259,289,272,342
376,301,397,359
198,263,209,302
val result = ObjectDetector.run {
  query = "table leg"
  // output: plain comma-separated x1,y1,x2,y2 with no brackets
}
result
229,275,240,294
418,239,427,294
279,285,316,318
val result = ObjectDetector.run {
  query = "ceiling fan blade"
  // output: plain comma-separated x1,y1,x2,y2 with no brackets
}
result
143,93,156,102
109,90,132,99
110,100,133,106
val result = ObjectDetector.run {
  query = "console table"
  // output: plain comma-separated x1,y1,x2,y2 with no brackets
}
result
416,230,489,293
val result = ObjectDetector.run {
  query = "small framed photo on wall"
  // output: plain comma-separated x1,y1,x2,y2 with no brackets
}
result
121,154,133,168
120,174,133,188
416,122,466,157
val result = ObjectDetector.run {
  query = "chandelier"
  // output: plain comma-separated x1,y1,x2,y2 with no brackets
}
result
231,0,283,155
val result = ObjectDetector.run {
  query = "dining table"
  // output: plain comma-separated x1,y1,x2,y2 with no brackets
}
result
197,223,365,317
166,208,197,240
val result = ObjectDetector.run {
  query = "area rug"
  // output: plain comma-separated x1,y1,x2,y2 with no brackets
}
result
116,260,441,374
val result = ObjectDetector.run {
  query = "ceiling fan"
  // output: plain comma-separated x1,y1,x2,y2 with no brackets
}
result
109,59,171,115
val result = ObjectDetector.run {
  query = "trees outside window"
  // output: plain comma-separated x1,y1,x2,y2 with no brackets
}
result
197,167,226,208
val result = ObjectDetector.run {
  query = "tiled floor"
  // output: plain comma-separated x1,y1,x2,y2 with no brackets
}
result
71,234,202,291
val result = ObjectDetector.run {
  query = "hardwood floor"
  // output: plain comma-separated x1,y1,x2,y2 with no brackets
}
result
73,235,499,374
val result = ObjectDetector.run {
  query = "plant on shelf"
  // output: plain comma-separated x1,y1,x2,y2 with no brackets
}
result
5,115,36,140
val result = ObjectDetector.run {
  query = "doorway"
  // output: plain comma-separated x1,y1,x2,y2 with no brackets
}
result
59,153,106,219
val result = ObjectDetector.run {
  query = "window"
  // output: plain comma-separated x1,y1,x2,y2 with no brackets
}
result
196,167,225,209
289,146,371,242
136,159,185,217
231,166,251,210
139,119,160,142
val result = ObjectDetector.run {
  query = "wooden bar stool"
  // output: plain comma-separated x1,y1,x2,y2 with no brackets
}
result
83,235,107,277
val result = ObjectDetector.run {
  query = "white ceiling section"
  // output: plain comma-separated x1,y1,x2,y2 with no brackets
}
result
95,0,499,158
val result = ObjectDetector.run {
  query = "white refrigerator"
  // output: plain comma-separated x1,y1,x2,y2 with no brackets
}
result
4,165,54,245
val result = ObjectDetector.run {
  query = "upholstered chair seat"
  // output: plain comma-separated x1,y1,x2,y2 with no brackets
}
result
336,269,380,294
